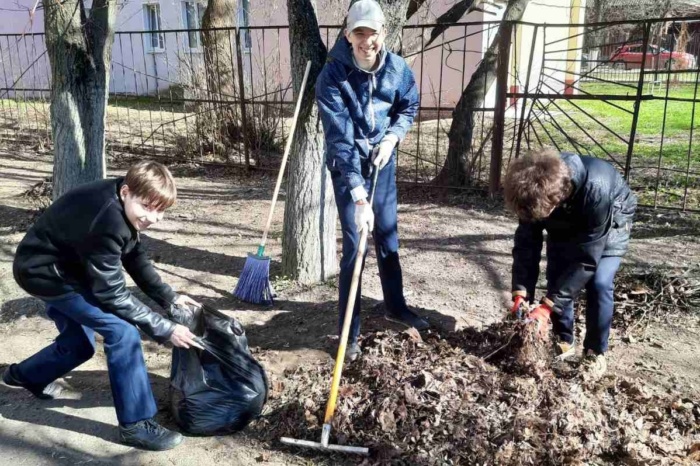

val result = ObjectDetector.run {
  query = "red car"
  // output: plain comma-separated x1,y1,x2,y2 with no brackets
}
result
610,44,696,70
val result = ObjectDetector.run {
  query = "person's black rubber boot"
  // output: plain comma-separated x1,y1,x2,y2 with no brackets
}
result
385,308,429,331
119,418,183,451
2,364,63,400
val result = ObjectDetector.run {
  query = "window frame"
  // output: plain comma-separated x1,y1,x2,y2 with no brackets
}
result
182,1,206,50
143,3,165,53
238,0,251,53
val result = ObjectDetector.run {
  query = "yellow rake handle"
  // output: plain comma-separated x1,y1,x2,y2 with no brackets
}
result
323,166,380,425
324,227,369,424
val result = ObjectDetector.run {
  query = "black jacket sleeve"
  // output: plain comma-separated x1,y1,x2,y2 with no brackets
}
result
547,188,612,314
512,221,545,301
122,240,177,309
77,217,175,343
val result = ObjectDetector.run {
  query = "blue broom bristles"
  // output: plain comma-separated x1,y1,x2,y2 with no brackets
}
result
234,253,275,305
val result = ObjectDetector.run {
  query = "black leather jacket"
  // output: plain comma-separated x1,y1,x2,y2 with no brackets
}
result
13,178,177,342
512,153,637,314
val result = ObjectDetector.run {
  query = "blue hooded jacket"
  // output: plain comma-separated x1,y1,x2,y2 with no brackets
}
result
316,37,419,193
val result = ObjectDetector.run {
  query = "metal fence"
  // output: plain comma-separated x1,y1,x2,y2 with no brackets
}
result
509,16,700,211
1,16,699,211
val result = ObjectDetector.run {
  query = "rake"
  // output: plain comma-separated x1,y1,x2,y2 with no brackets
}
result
280,167,381,456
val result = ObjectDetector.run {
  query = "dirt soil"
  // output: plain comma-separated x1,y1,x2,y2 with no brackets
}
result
1,150,699,465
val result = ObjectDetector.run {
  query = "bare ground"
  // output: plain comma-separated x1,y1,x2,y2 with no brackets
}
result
0,149,699,465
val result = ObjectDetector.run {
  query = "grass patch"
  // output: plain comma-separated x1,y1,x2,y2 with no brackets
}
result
529,82,700,208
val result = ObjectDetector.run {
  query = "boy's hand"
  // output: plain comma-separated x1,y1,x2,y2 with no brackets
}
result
509,295,527,320
371,134,399,170
174,294,201,308
354,202,374,233
526,303,552,338
169,324,205,350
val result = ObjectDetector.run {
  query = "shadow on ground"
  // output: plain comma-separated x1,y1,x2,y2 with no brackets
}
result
186,291,457,357
0,204,34,232
0,296,47,323
0,368,175,443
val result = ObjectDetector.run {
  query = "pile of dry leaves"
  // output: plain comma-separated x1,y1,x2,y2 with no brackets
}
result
254,323,700,465
22,177,52,210
613,267,700,334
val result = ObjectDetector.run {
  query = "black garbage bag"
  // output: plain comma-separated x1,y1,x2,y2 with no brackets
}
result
168,303,268,435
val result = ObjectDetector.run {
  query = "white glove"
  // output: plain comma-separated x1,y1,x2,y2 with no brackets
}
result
371,134,399,169
353,202,374,233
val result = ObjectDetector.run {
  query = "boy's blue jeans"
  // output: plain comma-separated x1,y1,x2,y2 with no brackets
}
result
331,159,408,344
547,256,622,354
13,293,157,424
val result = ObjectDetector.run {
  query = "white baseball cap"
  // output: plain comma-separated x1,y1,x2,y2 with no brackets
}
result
347,0,385,32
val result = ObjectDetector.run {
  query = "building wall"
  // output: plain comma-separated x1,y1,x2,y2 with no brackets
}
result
0,0,51,98
486,0,586,110
1,0,585,107
237,1,491,109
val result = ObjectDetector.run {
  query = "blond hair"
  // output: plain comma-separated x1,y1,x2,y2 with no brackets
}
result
124,161,177,210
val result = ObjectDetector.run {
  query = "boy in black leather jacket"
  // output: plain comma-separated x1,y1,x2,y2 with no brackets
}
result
3,161,201,451
504,149,637,377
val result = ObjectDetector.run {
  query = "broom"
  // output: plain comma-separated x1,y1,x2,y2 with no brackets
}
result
233,61,312,304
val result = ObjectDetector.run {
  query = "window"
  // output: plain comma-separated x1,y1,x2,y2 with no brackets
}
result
182,1,206,49
238,0,251,51
143,3,164,51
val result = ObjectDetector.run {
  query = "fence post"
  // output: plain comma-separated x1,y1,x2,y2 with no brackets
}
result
624,21,651,181
515,24,538,159
489,22,513,196
235,27,251,168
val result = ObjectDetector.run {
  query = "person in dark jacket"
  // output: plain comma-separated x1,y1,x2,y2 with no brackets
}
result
316,0,428,362
504,149,637,376
3,161,202,451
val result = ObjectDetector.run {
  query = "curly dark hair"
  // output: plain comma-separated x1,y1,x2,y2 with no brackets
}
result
504,149,572,222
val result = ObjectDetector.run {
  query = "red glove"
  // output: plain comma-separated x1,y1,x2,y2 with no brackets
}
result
510,295,526,319
527,303,552,337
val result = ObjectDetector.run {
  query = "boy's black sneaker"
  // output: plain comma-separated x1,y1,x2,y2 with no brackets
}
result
119,418,183,451
2,364,63,400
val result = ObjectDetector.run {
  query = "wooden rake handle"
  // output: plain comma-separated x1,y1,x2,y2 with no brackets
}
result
258,60,312,252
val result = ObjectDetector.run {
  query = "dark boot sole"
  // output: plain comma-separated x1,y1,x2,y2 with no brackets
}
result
1,368,60,400
119,436,183,451
384,315,429,331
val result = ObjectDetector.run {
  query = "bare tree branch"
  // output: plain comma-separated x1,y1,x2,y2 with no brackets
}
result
406,0,429,20
424,0,477,49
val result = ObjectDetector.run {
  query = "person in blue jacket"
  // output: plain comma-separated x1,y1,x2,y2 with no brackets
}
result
504,149,637,377
316,0,428,362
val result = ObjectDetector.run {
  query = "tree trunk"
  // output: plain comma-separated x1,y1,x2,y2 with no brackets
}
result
44,0,117,199
378,0,413,52
282,0,336,284
435,0,529,187
201,0,241,154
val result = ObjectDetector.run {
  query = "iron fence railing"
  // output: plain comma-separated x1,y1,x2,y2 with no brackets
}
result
1,16,699,211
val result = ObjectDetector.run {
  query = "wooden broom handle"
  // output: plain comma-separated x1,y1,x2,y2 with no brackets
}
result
259,60,312,249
